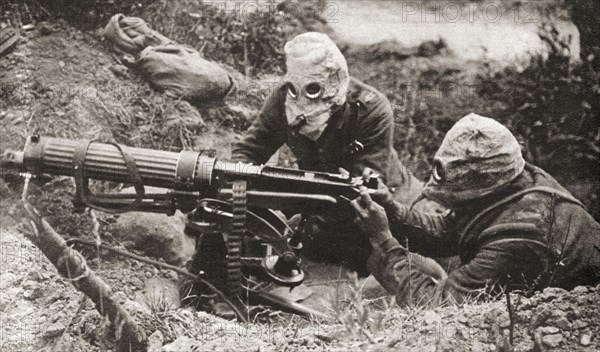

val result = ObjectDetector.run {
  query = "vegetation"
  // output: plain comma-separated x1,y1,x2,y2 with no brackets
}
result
2,0,290,76
477,25,599,217
1,1,599,350
346,18,599,218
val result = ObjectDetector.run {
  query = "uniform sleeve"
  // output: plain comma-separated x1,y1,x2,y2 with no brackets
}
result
367,230,550,307
386,202,458,257
352,98,422,204
350,99,397,183
231,89,287,164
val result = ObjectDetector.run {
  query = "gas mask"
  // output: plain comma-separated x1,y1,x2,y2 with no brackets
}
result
422,113,525,209
282,32,349,141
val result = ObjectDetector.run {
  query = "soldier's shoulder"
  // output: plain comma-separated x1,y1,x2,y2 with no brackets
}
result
347,77,391,112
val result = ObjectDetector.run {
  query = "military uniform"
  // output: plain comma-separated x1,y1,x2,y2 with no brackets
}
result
232,78,424,274
232,78,423,205
368,164,600,306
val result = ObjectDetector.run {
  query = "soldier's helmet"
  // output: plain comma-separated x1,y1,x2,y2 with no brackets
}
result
422,113,525,208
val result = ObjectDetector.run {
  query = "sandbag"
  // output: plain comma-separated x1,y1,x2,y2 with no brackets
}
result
136,45,233,104
101,14,172,55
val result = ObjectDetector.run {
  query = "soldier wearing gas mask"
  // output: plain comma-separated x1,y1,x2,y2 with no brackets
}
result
232,32,424,274
352,113,600,306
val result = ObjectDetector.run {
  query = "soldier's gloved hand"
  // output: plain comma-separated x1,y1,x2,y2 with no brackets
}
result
362,168,395,210
351,187,393,245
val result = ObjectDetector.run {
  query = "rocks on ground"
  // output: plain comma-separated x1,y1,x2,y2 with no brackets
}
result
106,187,195,266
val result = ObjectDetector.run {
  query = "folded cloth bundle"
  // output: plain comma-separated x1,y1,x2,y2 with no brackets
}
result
101,14,173,55
101,14,233,104
137,45,233,105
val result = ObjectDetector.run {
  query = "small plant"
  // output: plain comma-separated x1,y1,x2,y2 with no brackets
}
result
325,272,394,344
147,291,174,316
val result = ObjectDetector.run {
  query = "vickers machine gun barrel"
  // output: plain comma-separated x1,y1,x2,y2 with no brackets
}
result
2,135,377,317
3,135,374,215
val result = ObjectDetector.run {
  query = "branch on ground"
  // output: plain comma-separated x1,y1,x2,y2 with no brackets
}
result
21,202,147,352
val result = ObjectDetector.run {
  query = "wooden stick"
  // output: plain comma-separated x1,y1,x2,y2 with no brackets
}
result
21,202,146,352
67,237,249,323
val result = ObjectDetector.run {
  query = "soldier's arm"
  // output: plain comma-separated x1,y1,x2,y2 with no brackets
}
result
351,98,399,183
385,202,457,257
368,228,549,307
352,98,422,203
231,88,287,164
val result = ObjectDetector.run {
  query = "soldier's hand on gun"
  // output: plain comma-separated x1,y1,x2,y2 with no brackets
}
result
362,168,395,210
350,187,391,243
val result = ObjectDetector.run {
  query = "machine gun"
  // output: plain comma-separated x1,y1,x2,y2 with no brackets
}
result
2,135,377,315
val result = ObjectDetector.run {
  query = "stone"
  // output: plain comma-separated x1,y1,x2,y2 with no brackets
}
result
212,302,236,320
27,271,45,282
567,308,581,320
538,326,560,335
572,320,589,330
484,307,510,329
571,286,589,295
108,195,195,266
519,298,534,310
499,317,511,329
456,326,471,340
514,339,535,352
422,310,442,325
163,336,201,351
22,280,39,291
131,277,145,290
541,334,563,348
43,323,66,339
164,270,178,280
518,310,533,322
123,299,151,315
112,291,128,304
0,273,18,290
528,297,539,307
38,22,53,35
552,316,571,330
302,337,315,347
48,300,64,311
539,287,567,301
580,334,591,346
109,64,129,79
147,330,164,352
23,286,44,300
471,341,485,352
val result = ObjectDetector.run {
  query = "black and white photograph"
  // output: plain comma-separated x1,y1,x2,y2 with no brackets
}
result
0,0,598,351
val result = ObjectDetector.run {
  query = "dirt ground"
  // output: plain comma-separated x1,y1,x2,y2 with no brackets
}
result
0,17,599,352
